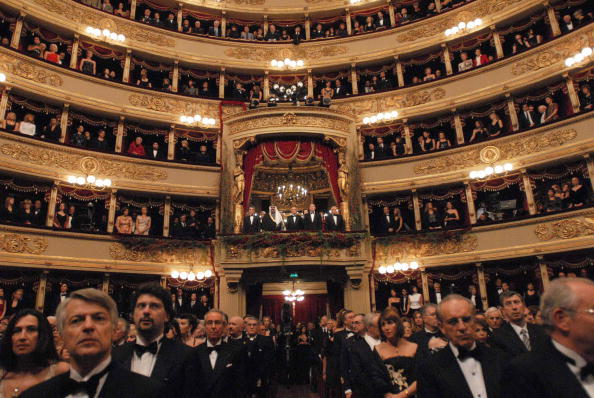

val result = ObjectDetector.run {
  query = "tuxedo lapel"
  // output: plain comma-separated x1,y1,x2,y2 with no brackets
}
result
502,323,527,354
438,347,474,398
120,343,134,371
150,340,171,381
544,339,590,397
479,347,500,398
213,344,233,376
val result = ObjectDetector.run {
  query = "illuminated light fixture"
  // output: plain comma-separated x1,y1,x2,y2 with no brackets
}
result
179,114,216,126
170,267,214,281
378,261,420,275
66,174,112,189
362,110,399,125
270,58,304,70
445,18,482,36
468,162,513,180
565,47,594,67
85,26,125,42
350,0,361,3
0,73,6,82
283,281,305,302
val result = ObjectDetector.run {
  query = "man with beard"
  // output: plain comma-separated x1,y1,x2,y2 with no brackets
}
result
112,283,193,398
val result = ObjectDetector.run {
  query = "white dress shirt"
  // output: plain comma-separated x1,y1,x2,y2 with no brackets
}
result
435,291,442,304
364,334,381,351
524,111,534,126
509,322,529,345
310,213,315,222
552,339,594,396
67,356,111,398
207,339,223,369
450,343,488,398
470,294,477,306
130,334,163,377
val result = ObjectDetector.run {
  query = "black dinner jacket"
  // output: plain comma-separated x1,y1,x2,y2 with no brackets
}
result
429,289,444,304
303,212,323,231
185,300,201,315
340,335,380,398
112,338,194,398
408,329,445,355
49,292,69,315
502,337,591,398
20,362,165,398
148,149,165,160
488,321,547,359
417,343,505,398
242,214,261,233
185,340,246,398
195,302,210,319
465,293,484,312
285,214,304,231
241,335,275,390
326,214,345,232
377,213,396,235
518,110,538,129
375,144,389,159
334,86,349,97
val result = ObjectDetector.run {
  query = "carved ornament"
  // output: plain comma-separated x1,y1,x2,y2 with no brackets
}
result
0,232,48,255
336,88,446,116
0,55,63,87
228,113,351,134
225,243,360,259
413,129,578,175
224,45,347,62
534,215,594,241
31,0,175,47
109,239,211,264
0,143,167,181
376,234,478,263
129,94,218,122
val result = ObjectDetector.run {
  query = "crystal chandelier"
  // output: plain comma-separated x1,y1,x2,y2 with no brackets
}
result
275,167,308,207
378,261,420,275
283,281,305,302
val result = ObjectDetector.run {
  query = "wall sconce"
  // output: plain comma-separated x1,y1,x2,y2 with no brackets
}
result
565,47,594,67
445,18,483,36
468,163,513,179
363,110,399,125
179,115,216,126
66,174,112,189
86,26,126,42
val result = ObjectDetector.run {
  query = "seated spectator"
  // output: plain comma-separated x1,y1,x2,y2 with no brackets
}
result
423,67,436,81
419,130,435,152
136,68,152,88
543,188,562,213
114,2,129,17
426,2,437,15
208,20,222,37
102,0,113,13
435,131,451,150
458,52,473,72
2,111,18,132
79,50,96,75
512,34,531,54
241,26,254,40
43,43,60,64
560,14,574,33
0,196,17,223
115,207,133,234
363,16,376,32
375,11,388,28
265,24,279,41
486,112,503,137
400,8,411,24
40,117,60,141
334,79,349,97
17,114,36,137
181,19,191,33
162,78,172,92
140,8,152,24
164,13,177,30
177,139,194,162
195,145,211,163
70,125,86,147
469,120,488,143
93,129,110,151
27,36,44,58
194,20,205,35
580,85,593,111
53,202,68,229
183,80,199,96
543,96,559,123
228,25,241,39
83,130,92,147
127,136,146,156
336,23,348,37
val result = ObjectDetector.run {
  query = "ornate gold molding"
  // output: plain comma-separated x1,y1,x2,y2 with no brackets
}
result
0,143,167,181
227,112,351,134
413,129,578,175
128,94,219,122
224,243,361,259
224,45,347,61
0,55,63,87
336,88,446,116
375,234,478,262
31,0,175,47
534,215,594,241
0,232,48,254
109,239,211,264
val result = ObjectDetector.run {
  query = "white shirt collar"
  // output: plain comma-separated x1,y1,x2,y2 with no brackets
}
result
136,333,164,347
552,339,587,369
424,327,438,334
70,355,111,382
364,334,381,349
449,342,477,358
509,321,528,336
207,339,222,347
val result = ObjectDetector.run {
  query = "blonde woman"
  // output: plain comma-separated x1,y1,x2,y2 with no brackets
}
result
134,206,151,235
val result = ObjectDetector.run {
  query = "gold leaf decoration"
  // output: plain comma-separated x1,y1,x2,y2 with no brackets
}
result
534,216,594,241
413,129,578,175
0,55,63,87
335,88,446,116
228,113,351,134
109,239,211,264
0,232,48,254
0,143,167,181
224,45,347,61
375,234,478,262
129,94,218,122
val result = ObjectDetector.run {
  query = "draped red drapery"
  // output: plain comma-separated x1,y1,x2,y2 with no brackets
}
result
261,294,328,325
242,140,341,210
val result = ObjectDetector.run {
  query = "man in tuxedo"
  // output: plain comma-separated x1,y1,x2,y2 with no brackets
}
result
409,303,448,354
487,277,505,307
185,292,201,316
243,206,261,233
519,103,537,129
172,214,190,237
430,282,444,304
148,142,164,160
503,277,594,398
377,206,395,235
112,283,194,398
489,290,548,359
50,282,69,315
113,317,130,347
484,307,503,332
560,14,575,33
375,137,389,160
208,20,222,37
32,199,44,226
326,206,345,232
140,8,153,24
163,13,177,30
466,284,484,312
366,143,377,160
195,145,211,163
196,294,211,319
242,316,275,398
341,313,376,398
186,309,246,398
285,206,304,232
332,309,355,391
537,104,548,125
334,80,349,97
303,203,323,231
22,288,164,398
417,294,506,398
227,316,245,341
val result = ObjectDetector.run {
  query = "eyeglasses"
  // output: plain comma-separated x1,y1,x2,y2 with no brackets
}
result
561,308,594,316
445,316,473,326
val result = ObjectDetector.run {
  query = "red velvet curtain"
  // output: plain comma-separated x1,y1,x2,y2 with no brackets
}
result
261,294,328,325
242,141,341,211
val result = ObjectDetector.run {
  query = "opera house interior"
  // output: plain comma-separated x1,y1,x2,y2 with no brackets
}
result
0,0,593,396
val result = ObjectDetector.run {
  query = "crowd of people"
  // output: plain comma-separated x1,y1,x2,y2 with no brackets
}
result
536,176,591,214
0,275,592,397
242,204,345,234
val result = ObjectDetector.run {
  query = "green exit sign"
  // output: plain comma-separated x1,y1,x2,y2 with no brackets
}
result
289,273,299,278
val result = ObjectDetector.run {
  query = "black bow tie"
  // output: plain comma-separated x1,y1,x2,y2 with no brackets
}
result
457,346,481,361
207,345,221,354
580,363,594,380
64,365,110,397
134,341,158,356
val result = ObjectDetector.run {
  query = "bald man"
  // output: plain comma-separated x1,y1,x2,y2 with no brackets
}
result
228,316,245,341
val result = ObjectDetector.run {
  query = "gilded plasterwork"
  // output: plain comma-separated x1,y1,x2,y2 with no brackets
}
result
0,232,48,254
335,88,446,116
31,0,174,47
224,244,360,259
224,45,347,62
375,234,478,262
109,240,211,264
413,129,578,175
129,94,218,122
0,55,63,87
0,143,167,181
534,215,594,241
228,113,351,134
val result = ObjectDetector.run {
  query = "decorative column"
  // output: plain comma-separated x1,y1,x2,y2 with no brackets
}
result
464,182,477,224
106,189,117,233
361,195,370,231
412,189,422,231
216,137,222,165
521,169,537,216
402,122,413,155
221,12,227,37
218,68,225,99
215,199,221,234
163,196,172,237
345,9,352,35
564,75,581,114
350,63,359,95
394,57,405,87
263,71,270,100
490,26,504,59
45,183,59,227
305,16,311,40
35,271,48,313
129,0,137,19
537,256,551,290
177,3,183,31
583,154,594,193
388,1,396,27
160,276,168,289
122,49,132,83
102,274,110,293
115,116,125,153
167,125,176,160
434,0,442,13
59,104,69,144
441,44,453,76
475,263,489,309
307,69,313,98
10,12,25,49
263,16,269,35
506,94,519,131
453,111,465,145
69,34,80,69
0,87,11,121
172,60,179,93
546,5,561,37
357,129,364,160
420,269,430,303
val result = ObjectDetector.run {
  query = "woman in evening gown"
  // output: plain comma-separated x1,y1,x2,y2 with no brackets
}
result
134,206,151,235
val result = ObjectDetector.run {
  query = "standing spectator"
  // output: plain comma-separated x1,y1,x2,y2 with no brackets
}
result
458,52,473,72
127,136,146,157
79,51,96,75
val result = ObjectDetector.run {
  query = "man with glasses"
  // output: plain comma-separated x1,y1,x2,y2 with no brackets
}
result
489,290,547,358
503,277,594,397
484,307,503,332
410,303,448,354
341,313,366,398
417,294,505,398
